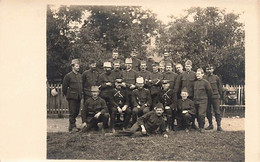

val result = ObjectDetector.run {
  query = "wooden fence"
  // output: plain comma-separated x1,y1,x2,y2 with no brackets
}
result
47,83,245,117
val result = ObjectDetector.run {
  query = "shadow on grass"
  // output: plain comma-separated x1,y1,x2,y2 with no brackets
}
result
47,130,244,161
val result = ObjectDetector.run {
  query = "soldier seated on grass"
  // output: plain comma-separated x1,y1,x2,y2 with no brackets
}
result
81,86,110,132
128,102,168,138
177,87,196,132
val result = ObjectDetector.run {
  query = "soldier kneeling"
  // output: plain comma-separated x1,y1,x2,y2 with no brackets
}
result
81,86,109,132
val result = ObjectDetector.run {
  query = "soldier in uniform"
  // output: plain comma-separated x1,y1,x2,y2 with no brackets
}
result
109,49,123,69
111,60,123,79
138,61,152,88
62,59,83,132
109,79,132,132
160,51,175,72
131,77,152,124
175,60,196,100
129,102,168,138
81,86,109,132
174,63,184,99
130,49,141,71
82,60,99,102
159,61,165,74
121,58,138,108
177,87,196,132
204,64,223,131
149,62,163,108
98,62,117,109
194,68,213,133
163,62,178,89
156,80,177,131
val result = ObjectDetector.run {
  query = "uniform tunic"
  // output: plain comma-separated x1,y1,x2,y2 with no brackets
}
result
81,97,109,128
177,98,196,127
132,88,152,107
82,69,99,100
163,71,178,89
137,111,167,135
194,78,213,128
175,71,196,99
62,71,83,128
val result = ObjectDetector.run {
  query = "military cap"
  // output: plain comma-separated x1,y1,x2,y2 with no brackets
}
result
113,61,120,66
159,61,165,66
185,60,192,66
112,48,119,53
136,77,144,84
165,62,172,67
161,80,170,84
115,78,123,83
140,61,147,65
155,102,164,109
181,87,188,93
91,86,100,92
152,62,159,66
71,59,80,65
125,58,133,64
103,61,112,68
163,51,170,55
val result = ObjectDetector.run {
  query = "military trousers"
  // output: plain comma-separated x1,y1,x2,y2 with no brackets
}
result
85,112,109,131
194,99,208,128
110,106,132,129
67,99,81,129
132,106,150,125
206,98,221,126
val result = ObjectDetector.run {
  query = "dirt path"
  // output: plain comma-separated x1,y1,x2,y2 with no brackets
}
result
47,117,244,132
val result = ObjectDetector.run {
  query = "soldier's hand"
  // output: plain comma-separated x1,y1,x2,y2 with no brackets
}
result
122,82,126,87
106,82,112,86
122,105,127,111
137,105,141,109
141,127,147,135
164,134,168,138
165,106,170,110
130,84,135,89
82,122,87,127
94,112,101,118
117,107,122,114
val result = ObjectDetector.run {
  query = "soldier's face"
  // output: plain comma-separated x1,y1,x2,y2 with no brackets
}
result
176,65,183,73
196,71,204,80
162,83,170,90
159,65,165,71
152,66,158,72
90,63,96,70
126,63,132,70
155,108,164,116
73,64,80,72
112,52,119,59
181,92,189,99
166,66,172,72
206,67,214,74
130,52,137,57
113,64,120,70
185,65,192,72
115,82,122,89
136,83,144,89
140,64,146,71
92,91,99,98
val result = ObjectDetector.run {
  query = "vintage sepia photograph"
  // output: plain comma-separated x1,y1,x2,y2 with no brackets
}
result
46,4,246,161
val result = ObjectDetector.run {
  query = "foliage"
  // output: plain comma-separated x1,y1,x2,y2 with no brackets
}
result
156,7,245,84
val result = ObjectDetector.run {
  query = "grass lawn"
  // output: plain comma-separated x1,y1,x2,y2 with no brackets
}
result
47,130,244,161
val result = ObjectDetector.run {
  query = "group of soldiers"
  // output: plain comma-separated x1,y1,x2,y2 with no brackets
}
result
62,50,223,137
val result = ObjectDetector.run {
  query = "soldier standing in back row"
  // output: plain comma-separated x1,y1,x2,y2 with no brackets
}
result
163,62,178,90
204,64,223,131
62,59,83,132
194,68,213,133
82,60,99,102
138,61,152,88
130,49,141,71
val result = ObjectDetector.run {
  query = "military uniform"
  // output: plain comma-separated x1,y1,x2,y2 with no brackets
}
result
109,87,132,129
149,71,163,108
132,87,152,124
157,88,177,130
138,70,152,88
177,98,196,129
175,71,196,99
130,111,167,136
82,69,99,102
131,57,140,71
194,78,213,129
163,71,178,89
81,96,109,131
204,74,223,129
62,64,83,131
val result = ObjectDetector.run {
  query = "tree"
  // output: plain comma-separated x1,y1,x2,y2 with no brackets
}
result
157,7,245,84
